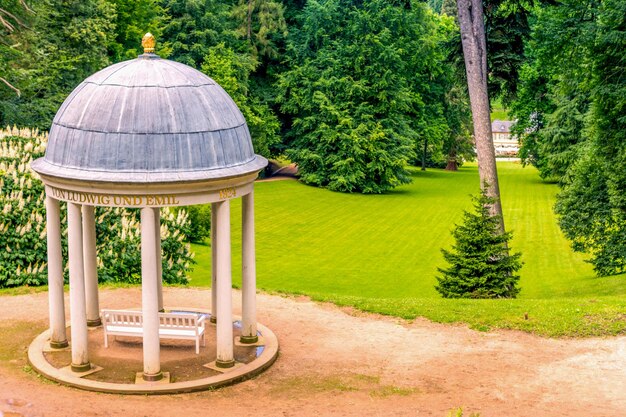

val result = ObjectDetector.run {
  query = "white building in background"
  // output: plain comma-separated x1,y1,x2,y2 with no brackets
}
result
492,120,519,157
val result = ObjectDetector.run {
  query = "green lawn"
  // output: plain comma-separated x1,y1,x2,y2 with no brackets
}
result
490,99,509,121
188,162,626,336
490,109,509,121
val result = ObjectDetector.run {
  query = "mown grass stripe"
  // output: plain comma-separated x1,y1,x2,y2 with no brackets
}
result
187,162,626,336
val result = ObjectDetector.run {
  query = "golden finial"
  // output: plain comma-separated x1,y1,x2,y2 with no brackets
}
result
142,33,156,54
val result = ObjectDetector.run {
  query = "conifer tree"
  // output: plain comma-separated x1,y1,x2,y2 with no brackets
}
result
436,189,522,298
278,0,447,193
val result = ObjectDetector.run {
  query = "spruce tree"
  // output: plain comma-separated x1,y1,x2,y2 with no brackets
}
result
436,190,522,298
277,0,447,193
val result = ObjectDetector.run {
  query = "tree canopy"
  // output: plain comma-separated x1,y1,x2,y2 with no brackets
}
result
511,0,626,275
1,0,473,191
3,0,625,277
277,0,451,192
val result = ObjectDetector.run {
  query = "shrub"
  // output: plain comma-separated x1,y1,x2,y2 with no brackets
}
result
95,207,193,285
436,189,522,298
175,204,211,243
0,127,194,288
0,128,49,286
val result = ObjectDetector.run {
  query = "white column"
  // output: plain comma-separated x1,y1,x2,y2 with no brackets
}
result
82,205,100,327
154,208,163,312
67,202,90,372
210,203,217,323
240,191,258,343
46,196,68,348
215,200,234,368
141,207,162,381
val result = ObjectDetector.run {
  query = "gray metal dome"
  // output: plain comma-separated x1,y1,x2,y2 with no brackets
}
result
32,54,267,183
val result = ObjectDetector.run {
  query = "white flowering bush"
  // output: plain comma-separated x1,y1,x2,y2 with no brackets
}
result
0,127,194,288
0,127,49,286
95,207,193,284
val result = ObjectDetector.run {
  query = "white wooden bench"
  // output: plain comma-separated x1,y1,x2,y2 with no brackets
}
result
101,310,206,354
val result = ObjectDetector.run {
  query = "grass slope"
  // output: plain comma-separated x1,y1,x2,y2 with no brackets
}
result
189,162,626,336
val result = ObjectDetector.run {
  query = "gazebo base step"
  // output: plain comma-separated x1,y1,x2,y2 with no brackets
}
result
28,310,279,394
43,340,70,352
60,363,103,378
203,360,244,373
135,372,171,385
235,335,265,347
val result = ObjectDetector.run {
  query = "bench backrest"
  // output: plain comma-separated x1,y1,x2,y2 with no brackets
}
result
159,312,199,329
102,310,143,328
102,310,201,330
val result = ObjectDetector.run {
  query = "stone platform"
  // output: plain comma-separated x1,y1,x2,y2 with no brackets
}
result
28,309,278,394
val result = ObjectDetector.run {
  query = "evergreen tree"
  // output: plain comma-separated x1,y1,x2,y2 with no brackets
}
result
510,0,597,181
0,0,32,98
231,0,287,60
441,80,474,170
159,0,240,68
554,0,626,276
554,148,620,276
201,43,281,158
278,0,448,193
0,0,116,130
510,0,626,275
436,189,522,298
483,0,534,104
107,0,165,61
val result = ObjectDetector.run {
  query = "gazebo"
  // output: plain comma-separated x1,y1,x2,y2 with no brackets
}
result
29,34,277,392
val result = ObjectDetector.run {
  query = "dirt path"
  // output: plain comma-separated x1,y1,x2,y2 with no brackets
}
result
259,162,298,182
0,287,624,417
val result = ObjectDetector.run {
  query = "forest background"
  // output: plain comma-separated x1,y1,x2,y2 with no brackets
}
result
1,0,625,276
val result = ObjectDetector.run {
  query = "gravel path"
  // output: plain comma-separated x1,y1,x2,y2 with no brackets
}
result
0,287,624,417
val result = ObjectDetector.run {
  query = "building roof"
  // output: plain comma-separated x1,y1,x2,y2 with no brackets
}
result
491,120,515,133
32,53,266,184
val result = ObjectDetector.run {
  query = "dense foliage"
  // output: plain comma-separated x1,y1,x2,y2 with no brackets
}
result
278,0,452,192
435,0,534,104
3,0,623,275
0,128,49,286
435,0,475,170
511,0,626,276
436,189,522,298
94,207,193,284
1,0,115,129
0,0,473,193
0,127,193,288
175,204,212,243
201,43,281,158
510,0,595,181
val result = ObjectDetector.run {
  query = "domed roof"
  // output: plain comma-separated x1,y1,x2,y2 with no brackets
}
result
32,53,267,183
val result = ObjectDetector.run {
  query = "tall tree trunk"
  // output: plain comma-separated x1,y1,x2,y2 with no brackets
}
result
446,146,458,171
456,0,505,233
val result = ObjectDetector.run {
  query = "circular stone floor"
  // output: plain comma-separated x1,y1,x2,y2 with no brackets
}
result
28,308,278,394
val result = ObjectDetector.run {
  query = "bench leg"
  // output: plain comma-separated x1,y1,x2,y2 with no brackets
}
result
196,339,199,355
104,333,108,348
